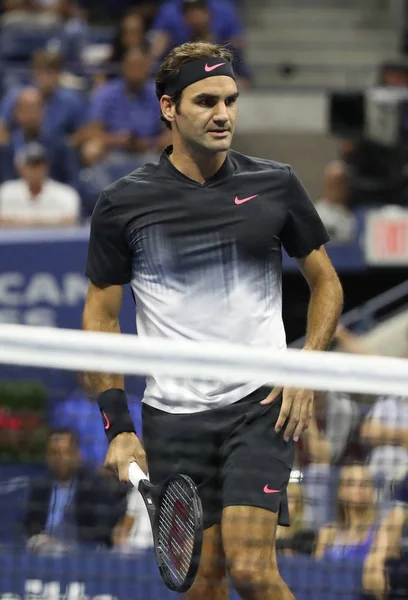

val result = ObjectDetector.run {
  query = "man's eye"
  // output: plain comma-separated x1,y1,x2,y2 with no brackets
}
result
199,99,214,107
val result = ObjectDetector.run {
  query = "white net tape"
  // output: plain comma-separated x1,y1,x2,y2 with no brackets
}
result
0,324,407,396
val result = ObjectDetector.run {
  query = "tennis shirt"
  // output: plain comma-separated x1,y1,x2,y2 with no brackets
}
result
86,147,329,413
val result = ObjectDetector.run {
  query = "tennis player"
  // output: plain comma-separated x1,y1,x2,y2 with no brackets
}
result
83,41,343,600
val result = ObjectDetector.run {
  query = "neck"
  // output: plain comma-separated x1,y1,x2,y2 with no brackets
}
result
126,82,142,95
345,506,374,530
23,128,40,141
169,141,227,184
28,181,43,196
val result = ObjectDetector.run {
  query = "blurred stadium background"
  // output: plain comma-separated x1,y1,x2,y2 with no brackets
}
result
0,0,408,598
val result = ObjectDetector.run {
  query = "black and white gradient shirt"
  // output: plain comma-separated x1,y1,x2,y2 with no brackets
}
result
86,147,329,413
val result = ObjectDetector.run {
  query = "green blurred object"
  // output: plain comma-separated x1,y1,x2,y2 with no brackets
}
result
0,382,48,462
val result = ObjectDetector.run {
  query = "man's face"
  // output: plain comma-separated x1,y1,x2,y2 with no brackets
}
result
168,76,238,155
184,7,210,32
122,51,149,90
34,67,60,95
15,93,44,132
46,433,80,480
121,14,144,50
20,161,48,187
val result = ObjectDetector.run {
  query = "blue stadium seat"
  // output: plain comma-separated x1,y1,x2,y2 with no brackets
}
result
0,28,63,62
88,26,115,45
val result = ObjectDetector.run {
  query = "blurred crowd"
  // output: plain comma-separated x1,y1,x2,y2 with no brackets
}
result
316,61,408,244
0,0,250,225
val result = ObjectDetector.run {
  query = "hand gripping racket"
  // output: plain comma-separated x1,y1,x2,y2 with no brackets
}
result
128,462,203,593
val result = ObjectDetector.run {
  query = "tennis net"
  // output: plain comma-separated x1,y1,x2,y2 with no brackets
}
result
0,324,407,600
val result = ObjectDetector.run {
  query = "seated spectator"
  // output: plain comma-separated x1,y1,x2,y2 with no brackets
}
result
150,0,251,86
363,472,408,599
110,9,148,64
276,481,316,556
0,142,80,227
0,49,86,147
80,47,170,211
314,161,357,243
0,87,80,187
1,0,61,28
50,384,142,468
315,463,377,560
361,391,408,483
297,388,363,529
22,428,126,551
113,488,153,553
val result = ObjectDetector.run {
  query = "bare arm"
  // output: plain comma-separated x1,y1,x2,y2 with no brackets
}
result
303,414,332,464
363,505,406,598
150,31,171,62
297,247,344,352
82,282,147,478
334,324,372,355
361,419,408,450
0,216,77,227
113,514,135,547
314,524,337,558
82,282,124,394
262,247,343,441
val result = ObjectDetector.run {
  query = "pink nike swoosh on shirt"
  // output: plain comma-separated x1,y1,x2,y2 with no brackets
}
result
234,194,259,205
264,485,280,494
205,63,225,72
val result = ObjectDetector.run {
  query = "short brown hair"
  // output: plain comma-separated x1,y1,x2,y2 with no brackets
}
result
32,49,64,72
155,41,233,129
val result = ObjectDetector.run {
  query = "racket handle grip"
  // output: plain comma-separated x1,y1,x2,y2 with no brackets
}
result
129,462,148,488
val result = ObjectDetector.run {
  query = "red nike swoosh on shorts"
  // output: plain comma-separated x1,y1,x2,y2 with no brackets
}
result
263,485,280,494
102,411,110,430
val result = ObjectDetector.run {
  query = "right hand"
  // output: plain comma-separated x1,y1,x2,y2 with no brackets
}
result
104,432,147,482
363,553,388,599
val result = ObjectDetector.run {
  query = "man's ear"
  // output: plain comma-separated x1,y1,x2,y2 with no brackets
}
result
160,95,176,125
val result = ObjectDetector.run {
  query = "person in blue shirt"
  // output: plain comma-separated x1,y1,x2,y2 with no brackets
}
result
150,0,251,84
0,49,86,147
315,464,377,561
363,473,408,598
82,46,169,169
51,388,143,468
0,87,80,188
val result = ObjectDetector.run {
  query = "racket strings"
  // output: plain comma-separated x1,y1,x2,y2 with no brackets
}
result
158,478,196,585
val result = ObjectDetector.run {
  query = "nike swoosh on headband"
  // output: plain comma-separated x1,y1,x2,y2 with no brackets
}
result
205,63,225,73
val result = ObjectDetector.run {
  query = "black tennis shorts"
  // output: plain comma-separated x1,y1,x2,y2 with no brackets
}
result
142,386,295,530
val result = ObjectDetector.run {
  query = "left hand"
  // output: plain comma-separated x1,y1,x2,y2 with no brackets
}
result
261,387,314,442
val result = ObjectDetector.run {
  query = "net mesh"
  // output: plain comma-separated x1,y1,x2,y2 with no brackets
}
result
0,329,407,600
158,478,196,587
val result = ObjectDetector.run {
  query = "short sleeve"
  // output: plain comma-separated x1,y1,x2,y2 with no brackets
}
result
63,189,81,219
0,88,20,127
151,2,176,33
218,3,244,40
88,86,110,125
85,191,132,285
366,397,390,424
280,168,330,258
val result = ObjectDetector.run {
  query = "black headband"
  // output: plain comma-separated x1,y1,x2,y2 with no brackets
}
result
164,58,235,97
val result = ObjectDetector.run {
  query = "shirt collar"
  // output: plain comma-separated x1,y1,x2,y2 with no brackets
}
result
160,145,235,185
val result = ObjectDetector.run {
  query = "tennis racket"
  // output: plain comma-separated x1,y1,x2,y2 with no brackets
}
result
128,462,203,593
